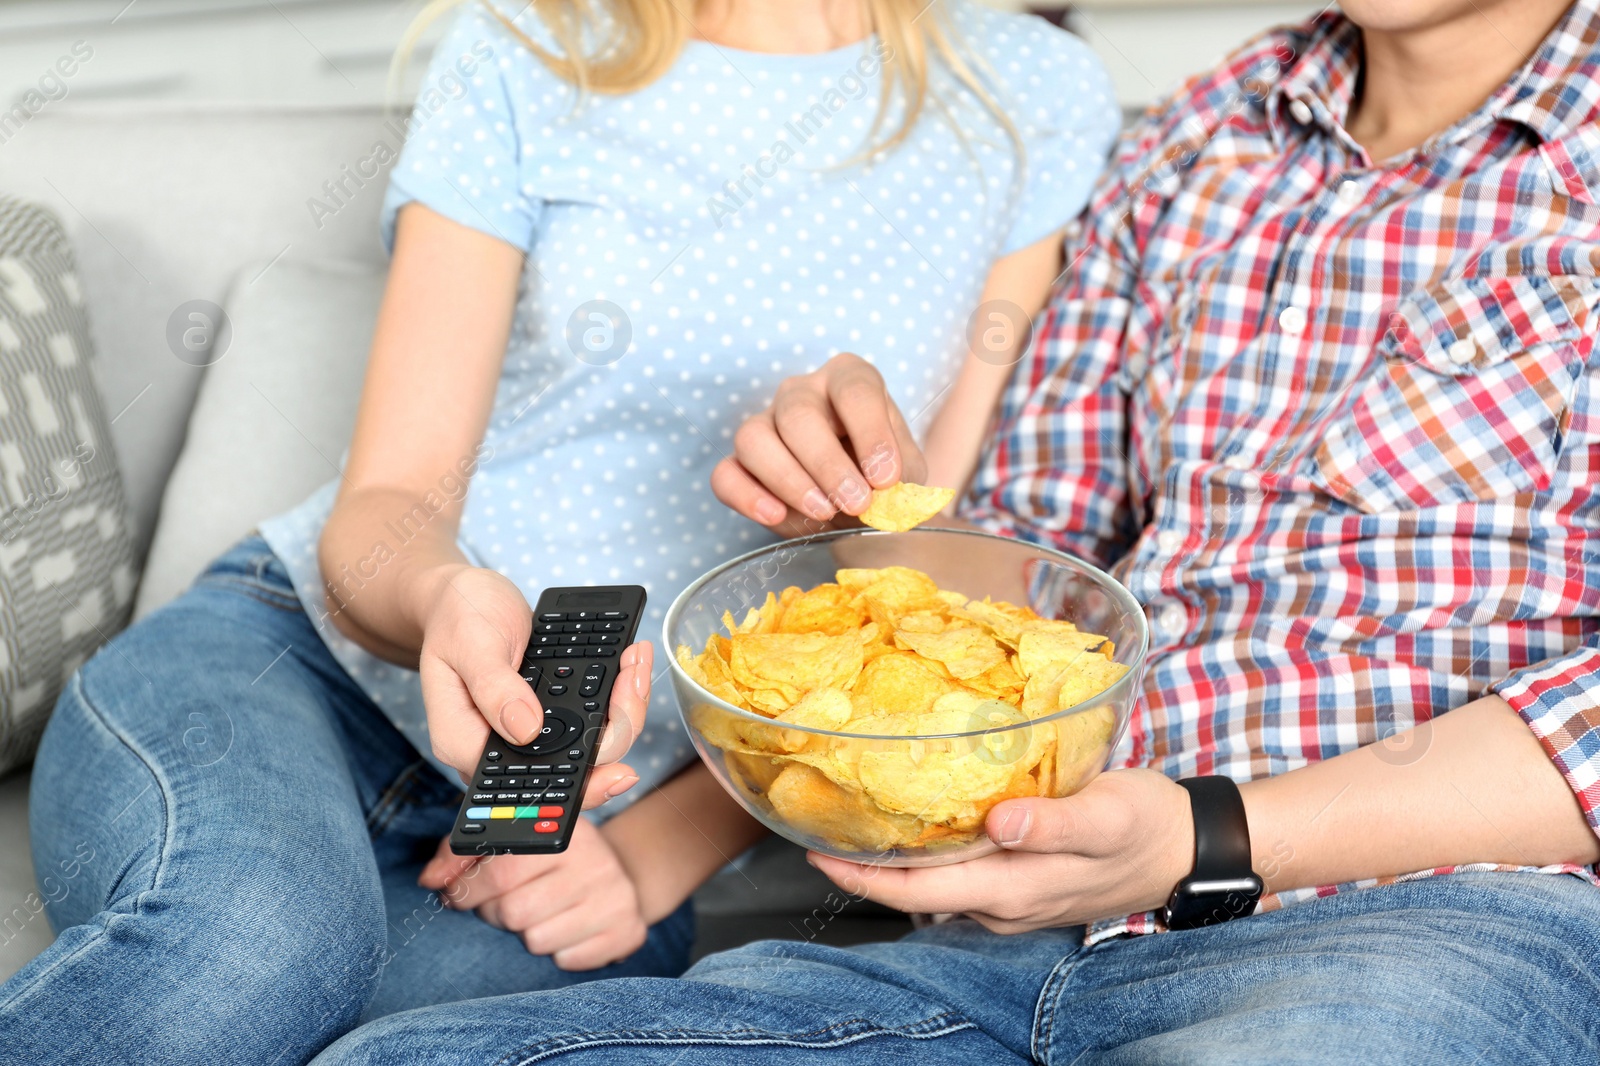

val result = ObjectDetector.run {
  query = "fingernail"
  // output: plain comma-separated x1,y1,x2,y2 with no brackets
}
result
837,476,868,508
995,807,1030,846
805,853,819,868
500,699,538,744
755,497,787,525
801,488,833,520
604,773,638,799
632,665,648,700
863,445,898,486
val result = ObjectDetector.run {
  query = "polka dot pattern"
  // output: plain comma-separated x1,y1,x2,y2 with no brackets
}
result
259,0,1120,811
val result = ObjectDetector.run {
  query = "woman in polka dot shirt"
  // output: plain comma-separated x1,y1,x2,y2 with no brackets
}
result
5,0,1117,1059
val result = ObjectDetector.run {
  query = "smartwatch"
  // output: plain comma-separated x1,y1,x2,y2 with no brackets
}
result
1162,776,1263,930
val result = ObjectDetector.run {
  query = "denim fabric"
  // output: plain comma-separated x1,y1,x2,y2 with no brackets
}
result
316,871,1600,1065
0,536,693,1065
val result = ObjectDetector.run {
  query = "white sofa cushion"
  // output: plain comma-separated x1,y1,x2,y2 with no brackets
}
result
135,256,383,618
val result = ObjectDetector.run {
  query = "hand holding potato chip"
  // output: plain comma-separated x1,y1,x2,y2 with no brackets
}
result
710,353,929,531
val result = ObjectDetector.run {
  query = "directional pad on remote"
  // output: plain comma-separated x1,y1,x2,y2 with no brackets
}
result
517,706,583,754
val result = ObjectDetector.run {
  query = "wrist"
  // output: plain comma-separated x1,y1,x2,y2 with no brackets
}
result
1149,775,1197,910
1162,776,1263,929
402,560,474,634
598,815,674,924
1236,776,1290,894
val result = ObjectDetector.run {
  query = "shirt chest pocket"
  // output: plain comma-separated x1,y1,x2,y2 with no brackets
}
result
1313,276,1597,514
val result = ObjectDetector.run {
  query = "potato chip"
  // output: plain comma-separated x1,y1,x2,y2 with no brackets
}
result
730,631,864,697
858,482,957,533
961,657,1026,701
1049,705,1116,793
954,598,1044,647
856,573,947,630
854,693,1041,826
776,583,867,636
1053,658,1131,712
850,653,958,718
772,687,854,751
724,750,786,799
765,762,926,852
1016,627,1108,679
894,627,1008,681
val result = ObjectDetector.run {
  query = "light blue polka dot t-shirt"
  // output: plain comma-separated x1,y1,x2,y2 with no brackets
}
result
259,0,1119,814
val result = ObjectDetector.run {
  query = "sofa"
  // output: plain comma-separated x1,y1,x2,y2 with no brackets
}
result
0,101,909,982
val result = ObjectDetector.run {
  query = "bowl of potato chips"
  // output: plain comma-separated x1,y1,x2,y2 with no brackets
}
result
666,525,1147,867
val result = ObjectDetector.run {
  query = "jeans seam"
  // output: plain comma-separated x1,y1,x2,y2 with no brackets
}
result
0,673,175,1013
366,760,439,837
492,1012,978,1066
1032,946,1091,1065
193,573,304,613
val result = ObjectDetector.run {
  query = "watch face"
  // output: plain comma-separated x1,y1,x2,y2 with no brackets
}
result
1163,878,1263,930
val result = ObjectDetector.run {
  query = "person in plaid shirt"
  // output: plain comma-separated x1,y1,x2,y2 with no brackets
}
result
317,0,1600,1062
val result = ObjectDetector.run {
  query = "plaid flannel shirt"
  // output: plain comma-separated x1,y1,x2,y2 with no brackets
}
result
963,3,1600,941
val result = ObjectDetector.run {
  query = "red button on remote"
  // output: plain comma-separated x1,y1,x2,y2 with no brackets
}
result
534,820,560,833
538,805,563,818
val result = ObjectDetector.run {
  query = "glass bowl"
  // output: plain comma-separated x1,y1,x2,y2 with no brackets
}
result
665,527,1147,867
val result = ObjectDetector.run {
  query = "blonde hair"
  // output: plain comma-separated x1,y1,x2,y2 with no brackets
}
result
394,0,1019,161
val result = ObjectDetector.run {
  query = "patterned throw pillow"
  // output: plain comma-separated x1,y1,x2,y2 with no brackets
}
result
0,196,136,776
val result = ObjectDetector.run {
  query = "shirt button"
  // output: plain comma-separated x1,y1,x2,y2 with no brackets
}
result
1278,306,1307,335
1337,180,1364,206
1289,99,1314,125
1158,529,1183,553
1447,338,1476,365
1158,603,1187,636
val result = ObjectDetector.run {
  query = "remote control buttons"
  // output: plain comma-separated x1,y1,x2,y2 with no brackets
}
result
538,612,566,622
548,684,568,696
554,665,574,678
485,749,502,761
534,820,560,834
460,823,486,834
599,611,627,620
517,706,583,754
464,806,568,822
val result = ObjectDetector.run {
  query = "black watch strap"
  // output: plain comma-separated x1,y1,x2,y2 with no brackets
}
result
1162,776,1262,930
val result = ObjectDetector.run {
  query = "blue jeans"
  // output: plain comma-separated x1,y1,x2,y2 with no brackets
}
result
0,536,693,1065
315,870,1600,1065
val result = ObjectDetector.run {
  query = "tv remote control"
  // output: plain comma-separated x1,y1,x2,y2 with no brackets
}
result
450,584,646,855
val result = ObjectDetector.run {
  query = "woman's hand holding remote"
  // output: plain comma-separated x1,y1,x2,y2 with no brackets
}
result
415,561,653,805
